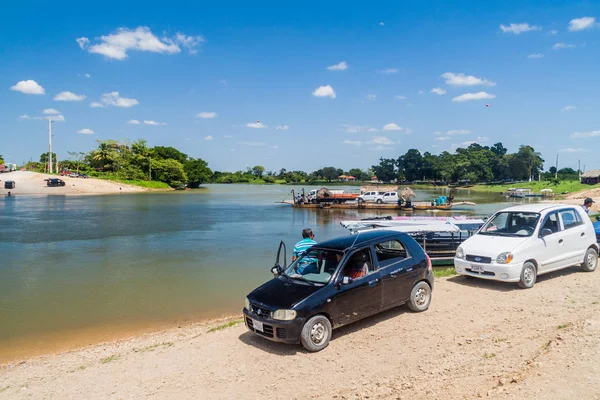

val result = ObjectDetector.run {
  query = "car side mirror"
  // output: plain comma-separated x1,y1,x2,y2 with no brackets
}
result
271,265,283,276
540,228,553,237
341,276,353,285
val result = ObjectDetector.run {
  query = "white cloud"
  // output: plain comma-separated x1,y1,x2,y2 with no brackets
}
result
370,136,395,145
343,140,363,146
326,61,348,71
366,94,376,101
559,148,589,153
395,95,406,100
383,123,402,131
452,92,496,102
568,17,596,32
85,73,91,78
99,92,139,108
196,112,216,119
378,68,398,74
275,125,289,130
10,80,45,95
54,91,86,101
90,102,104,108
570,130,600,138
441,72,496,87
237,141,267,146
312,85,336,98
82,26,203,60
553,42,576,50
18,114,32,120
19,113,65,121
127,119,140,124
341,124,376,133
271,145,279,149
76,37,90,49
224,135,233,138
143,120,166,126
418,90,425,95
204,135,213,141
431,87,446,95
433,131,442,135
548,30,558,36
50,114,65,122
561,105,576,112
379,22,384,26
499,23,541,34
527,53,544,59
43,108,61,115
246,122,266,128
77,128,94,135
219,80,228,85
435,136,451,141
447,129,471,135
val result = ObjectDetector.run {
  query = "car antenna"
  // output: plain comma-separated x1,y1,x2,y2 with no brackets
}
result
351,231,361,248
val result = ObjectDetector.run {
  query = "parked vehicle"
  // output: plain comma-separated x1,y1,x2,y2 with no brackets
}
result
357,191,382,203
374,191,399,204
69,173,79,178
46,178,66,187
79,174,89,179
305,188,360,204
243,230,434,351
59,169,71,176
4,180,16,189
454,204,598,289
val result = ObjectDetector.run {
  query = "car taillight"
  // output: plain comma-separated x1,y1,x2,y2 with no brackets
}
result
426,254,432,273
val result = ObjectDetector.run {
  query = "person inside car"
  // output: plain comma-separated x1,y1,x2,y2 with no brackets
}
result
344,251,371,279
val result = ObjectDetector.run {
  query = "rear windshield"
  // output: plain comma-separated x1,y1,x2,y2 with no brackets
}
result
479,211,540,237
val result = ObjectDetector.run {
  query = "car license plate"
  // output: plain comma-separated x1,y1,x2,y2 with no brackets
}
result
471,264,484,273
252,319,264,332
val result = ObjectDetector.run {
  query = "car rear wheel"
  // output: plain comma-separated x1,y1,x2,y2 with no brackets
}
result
407,281,432,312
300,315,332,352
358,198,364,204
581,247,598,272
376,199,383,204
518,262,537,289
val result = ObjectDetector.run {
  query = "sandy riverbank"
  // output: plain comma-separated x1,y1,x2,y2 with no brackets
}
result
2,269,600,399
0,171,149,196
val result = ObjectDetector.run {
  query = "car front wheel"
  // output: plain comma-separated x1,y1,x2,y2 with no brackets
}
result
300,315,332,352
518,262,537,289
581,247,598,272
407,281,432,312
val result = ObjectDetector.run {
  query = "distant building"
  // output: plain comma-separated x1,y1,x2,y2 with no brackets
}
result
581,169,600,184
371,176,379,182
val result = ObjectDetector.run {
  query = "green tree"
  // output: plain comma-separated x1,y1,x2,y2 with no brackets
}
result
398,149,423,181
185,158,213,187
67,151,86,173
371,158,397,182
40,152,57,164
251,165,265,178
151,158,188,186
92,141,118,171
152,146,188,163
0,154,4,164
321,167,341,182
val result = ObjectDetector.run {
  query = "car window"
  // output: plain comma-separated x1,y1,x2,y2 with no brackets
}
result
341,248,373,280
285,248,343,284
541,212,560,234
374,240,410,268
559,209,583,230
480,211,540,237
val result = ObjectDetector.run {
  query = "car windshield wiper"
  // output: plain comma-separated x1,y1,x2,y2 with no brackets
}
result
287,274,317,286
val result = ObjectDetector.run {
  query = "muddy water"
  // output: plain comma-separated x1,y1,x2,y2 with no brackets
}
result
0,184,515,361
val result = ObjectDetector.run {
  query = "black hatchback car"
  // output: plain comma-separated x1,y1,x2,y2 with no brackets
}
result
46,178,66,187
243,230,434,352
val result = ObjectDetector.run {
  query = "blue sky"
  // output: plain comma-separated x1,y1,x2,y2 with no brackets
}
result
1,0,599,172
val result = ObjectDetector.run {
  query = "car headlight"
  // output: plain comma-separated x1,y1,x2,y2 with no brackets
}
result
456,247,464,259
272,309,297,321
496,252,513,264
244,297,250,311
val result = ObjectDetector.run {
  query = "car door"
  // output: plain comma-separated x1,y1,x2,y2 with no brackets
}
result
375,239,417,308
557,208,588,266
537,211,567,272
333,247,382,326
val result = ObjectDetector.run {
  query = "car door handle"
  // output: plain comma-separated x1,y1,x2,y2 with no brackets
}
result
368,279,379,287
558,239,564,244
581,232,585,237
390,269,402,278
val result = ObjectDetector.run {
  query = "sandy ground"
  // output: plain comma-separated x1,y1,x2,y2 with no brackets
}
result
2,267,600,399
0,171,147,196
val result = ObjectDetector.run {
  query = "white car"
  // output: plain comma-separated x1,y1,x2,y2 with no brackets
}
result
357,191,382,203
375,192,399,204
454,204,598,288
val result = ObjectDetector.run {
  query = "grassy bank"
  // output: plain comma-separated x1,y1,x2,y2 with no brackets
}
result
462,180,600,194
99,178,171,189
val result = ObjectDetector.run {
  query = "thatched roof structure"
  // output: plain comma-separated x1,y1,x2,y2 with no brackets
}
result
581,169,600,178
399,187,416,200
360,185,398,193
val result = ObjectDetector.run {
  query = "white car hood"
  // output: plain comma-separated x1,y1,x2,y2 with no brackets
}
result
461,233,527,258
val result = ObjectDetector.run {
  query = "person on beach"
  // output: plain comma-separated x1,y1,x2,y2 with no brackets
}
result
292,228,317,262
582,197,595,215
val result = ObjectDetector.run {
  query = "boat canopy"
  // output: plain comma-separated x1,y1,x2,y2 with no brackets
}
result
340,217,485,234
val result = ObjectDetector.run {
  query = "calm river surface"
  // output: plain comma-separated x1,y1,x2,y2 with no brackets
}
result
0,184,526,359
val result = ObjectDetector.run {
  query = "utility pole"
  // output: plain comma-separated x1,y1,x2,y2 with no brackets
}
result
48,117,53,174
149,156,152,180
555,154,558,179
579,159,582,182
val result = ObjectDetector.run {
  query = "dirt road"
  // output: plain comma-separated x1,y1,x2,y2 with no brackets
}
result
0,171,146,196
2,268,600,399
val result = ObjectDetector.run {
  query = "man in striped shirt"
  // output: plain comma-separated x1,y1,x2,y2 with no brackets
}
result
293,228,318,274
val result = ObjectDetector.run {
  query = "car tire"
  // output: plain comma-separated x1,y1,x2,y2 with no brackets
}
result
581,247,598,272
518,262,537,289
300,315,332,352
407,281,432,312
376,199,383,204
358,198,364,204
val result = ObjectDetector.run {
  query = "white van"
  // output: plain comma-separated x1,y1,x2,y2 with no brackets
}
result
454,204,598,288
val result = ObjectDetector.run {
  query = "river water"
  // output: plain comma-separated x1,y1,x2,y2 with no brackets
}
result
0,184,525,359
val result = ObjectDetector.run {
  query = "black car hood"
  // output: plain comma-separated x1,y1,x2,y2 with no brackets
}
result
248,276,323,309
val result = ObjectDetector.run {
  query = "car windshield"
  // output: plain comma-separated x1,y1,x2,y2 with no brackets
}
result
479,211,540,237
284,248,343,284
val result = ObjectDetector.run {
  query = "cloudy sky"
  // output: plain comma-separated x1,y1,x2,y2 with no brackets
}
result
1,0,599,172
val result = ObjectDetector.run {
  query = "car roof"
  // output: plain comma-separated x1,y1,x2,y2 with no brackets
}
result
315,230,408,251
496,203,581,214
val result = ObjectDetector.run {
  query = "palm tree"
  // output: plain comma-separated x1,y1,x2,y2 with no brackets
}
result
92,142,116,170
